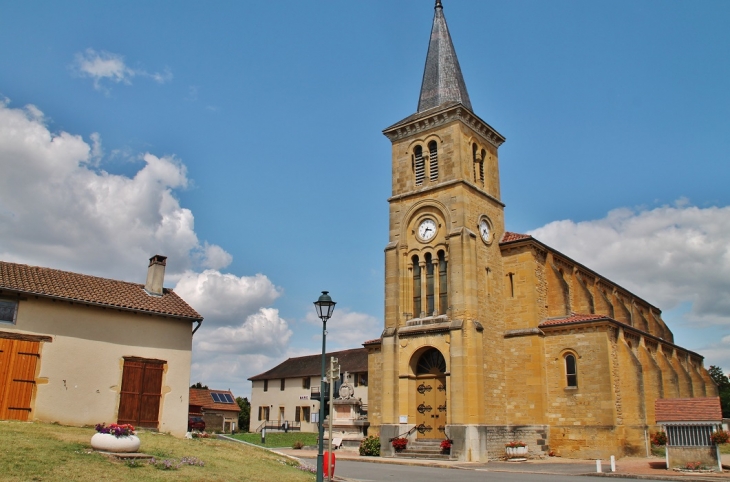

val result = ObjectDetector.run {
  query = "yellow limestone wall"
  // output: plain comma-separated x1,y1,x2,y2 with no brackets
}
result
369,105,718,460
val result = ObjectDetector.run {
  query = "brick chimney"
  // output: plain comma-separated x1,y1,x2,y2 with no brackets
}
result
144,255,167,296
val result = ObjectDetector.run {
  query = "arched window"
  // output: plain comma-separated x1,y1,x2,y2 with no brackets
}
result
416,348,446,375
414,146,425,186
565,353,577,387
412,255,421,317
438,250,447,315
428,141,438,181
425,253,434,315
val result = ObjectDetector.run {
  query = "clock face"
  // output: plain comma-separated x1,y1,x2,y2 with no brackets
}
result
418,219,437,241
479,219,490,242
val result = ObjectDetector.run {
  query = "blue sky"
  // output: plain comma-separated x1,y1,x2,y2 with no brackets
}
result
1,0,729,398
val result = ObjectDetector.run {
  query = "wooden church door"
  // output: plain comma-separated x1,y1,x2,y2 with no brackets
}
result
414,348,447,439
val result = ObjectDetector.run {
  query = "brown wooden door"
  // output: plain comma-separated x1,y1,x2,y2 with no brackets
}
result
415,375,446,439
118,358,164,428
0,339,40,421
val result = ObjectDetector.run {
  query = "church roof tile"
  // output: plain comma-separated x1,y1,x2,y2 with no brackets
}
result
501,231,533,243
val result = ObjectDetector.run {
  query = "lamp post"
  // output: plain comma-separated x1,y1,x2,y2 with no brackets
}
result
314,291,336,482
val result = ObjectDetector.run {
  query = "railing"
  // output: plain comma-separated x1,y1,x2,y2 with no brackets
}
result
389,425,418,442
310,384,331,401
255,420,302,433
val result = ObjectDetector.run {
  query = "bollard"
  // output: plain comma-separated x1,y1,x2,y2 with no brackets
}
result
261,428,266,445
596,460,602,473
610,455,616,472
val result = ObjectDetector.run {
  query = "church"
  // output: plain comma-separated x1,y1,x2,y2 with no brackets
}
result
365,0,717,461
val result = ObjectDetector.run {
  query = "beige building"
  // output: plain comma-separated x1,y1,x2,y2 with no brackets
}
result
366,1,717,460
248,348,368,433
0,255,202,437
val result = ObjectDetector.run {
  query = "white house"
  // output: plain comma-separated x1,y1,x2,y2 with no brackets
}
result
248,348,368,433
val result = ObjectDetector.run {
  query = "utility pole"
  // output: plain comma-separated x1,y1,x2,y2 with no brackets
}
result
326,356,340,481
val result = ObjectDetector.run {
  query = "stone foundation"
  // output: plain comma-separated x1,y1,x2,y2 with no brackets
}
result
435,424,550,462
667,446,722,472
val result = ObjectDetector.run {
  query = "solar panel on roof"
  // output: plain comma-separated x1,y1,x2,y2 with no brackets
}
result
223,393,234,403
210,392,221,403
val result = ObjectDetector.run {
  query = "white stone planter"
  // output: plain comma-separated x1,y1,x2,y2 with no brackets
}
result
91,433,141,453
505,445,528,457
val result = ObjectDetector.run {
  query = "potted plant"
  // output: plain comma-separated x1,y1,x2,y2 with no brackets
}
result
391,437,408,452
711,430,729,445
440,439,452,455
650,431,667,446
91,423,140,453
505,440,527,457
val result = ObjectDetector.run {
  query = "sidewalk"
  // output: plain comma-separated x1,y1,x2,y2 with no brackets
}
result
273,446,730,481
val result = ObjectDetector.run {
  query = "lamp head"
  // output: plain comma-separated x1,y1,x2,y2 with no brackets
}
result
314,291,336,321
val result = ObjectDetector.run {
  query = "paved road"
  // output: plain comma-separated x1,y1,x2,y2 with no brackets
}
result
306,458,649,482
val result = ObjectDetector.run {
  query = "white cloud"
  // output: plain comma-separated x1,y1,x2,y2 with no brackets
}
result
305,308,381,350
0,97,295,398
190,353,274,397
694,335,730,374
73,49,172,92
195,308,292,356
528,202,730,325
0,100,229,280
174,270,281,327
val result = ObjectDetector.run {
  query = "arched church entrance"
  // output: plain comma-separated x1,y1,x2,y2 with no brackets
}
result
413,347,447,439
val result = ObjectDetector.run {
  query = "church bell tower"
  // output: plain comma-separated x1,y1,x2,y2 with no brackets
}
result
367,0,507,460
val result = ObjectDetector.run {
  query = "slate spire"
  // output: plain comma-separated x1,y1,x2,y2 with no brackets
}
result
417,0,472,113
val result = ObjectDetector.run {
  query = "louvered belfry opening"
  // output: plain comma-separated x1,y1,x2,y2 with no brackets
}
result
428,141,438,181
414,146,425,185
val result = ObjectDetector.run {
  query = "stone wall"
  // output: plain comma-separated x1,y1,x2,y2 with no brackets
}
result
667,446,721,471
446,424,549,461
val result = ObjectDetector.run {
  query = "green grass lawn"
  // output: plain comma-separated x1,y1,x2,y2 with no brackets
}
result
231,432,319,448
0,421,315,481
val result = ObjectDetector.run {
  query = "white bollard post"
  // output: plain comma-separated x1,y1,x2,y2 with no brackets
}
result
610,455,616,472
596,460,602,473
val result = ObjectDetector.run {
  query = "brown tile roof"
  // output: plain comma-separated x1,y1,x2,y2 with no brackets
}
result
189,388,240,413
655,397,722,423
500,231,533,243
538,313,609,327
0,260,202,320
363,338,382,346
248,348,368,381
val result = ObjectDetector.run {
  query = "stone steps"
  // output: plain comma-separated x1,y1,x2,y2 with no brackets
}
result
394,439,452,460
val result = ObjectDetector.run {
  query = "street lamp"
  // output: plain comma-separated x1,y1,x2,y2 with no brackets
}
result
314,291,336,482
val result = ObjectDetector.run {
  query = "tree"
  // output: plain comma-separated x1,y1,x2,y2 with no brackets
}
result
236,396,251,432
190,382,209,389
708,365,730,418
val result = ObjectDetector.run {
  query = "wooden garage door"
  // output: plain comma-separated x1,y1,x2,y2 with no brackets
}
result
0,338,40,421
117,358,165,428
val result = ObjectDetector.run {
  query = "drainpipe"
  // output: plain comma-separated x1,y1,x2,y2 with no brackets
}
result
193,320,202,335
